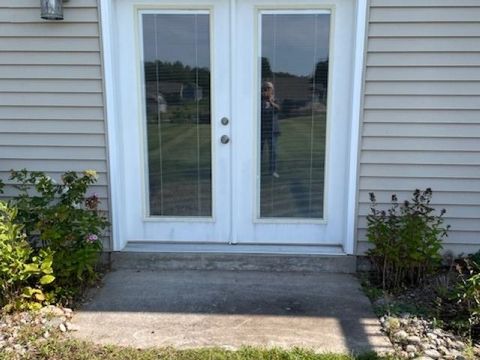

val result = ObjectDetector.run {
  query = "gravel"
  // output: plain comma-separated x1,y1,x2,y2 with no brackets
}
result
0,305,73,357
379,314,476,360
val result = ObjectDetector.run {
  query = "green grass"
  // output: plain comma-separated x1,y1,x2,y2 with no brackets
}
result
1,337,397,360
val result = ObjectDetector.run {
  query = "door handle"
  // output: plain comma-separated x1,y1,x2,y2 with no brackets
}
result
220,135,230,144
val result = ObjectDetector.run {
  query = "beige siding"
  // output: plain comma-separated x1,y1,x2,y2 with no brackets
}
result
357,0,480,255
0,0,110,248
2,0,479,255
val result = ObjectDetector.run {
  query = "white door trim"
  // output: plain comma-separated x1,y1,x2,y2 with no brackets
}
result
99,0,126,251
99,0,368,254
345,0,368,254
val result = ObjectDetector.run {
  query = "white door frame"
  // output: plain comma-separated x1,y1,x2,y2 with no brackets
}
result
110,1,233,247
99,0,368,254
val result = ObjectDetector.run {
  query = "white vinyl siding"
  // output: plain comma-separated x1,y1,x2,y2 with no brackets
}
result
0,0,110,247
357,0,480,255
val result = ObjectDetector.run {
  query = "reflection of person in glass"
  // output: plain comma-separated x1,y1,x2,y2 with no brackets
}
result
261,81,280,178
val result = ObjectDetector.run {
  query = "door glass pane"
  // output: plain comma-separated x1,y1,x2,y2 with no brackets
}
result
259,12,330,219
142,13,212,216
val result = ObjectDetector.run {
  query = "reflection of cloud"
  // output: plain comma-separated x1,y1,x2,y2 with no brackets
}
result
141,13,329,78
142,14,210,68
262,14,330,77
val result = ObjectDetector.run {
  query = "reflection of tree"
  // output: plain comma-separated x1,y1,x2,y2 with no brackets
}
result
261,57,273,79
144,60,211,124
260,58,329,119
311,60,328,94
144,60,210,94
262,57,299,80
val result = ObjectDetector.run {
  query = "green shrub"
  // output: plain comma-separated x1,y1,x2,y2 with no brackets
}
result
366,188,449,291
0,201,55,311
8,169,109,303
454,252,480,339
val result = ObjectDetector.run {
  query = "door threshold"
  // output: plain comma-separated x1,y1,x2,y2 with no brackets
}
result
122,241,346,255
113,242,356,273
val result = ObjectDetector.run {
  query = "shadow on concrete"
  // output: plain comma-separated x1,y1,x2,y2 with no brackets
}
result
73,269,392,354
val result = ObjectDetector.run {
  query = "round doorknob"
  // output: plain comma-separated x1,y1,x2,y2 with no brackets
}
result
220,135,230,144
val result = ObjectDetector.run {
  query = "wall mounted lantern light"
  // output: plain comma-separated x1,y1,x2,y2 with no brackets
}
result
41,0,66,20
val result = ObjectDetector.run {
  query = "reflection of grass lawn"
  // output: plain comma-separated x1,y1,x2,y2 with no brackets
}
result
261,114,326,218
147,123,212,216
146,114,326,218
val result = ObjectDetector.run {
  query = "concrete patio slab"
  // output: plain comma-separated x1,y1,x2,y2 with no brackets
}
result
71,269,392,354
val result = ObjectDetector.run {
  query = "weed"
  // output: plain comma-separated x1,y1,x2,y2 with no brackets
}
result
366,189,449,291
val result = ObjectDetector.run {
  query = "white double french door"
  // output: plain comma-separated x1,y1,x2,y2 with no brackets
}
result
114,0,356,250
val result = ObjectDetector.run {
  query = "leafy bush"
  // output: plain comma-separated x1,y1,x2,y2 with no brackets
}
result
0,201,55,311
7,169,108,303
453,252,480,339
366,188,449,291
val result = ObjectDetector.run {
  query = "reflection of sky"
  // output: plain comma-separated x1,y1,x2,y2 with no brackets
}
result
262,14,330,76
141,13,329,77
142,14,210,68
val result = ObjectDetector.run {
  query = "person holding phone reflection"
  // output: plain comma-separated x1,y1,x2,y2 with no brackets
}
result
261,81,281,178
